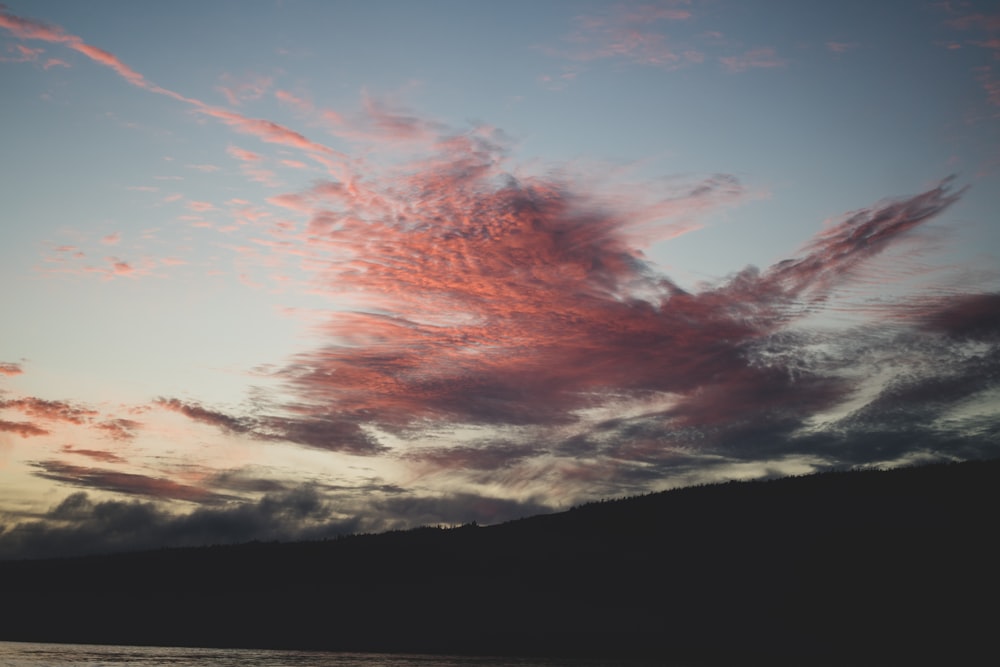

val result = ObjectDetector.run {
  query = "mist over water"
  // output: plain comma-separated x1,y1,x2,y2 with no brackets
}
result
0,642,659,667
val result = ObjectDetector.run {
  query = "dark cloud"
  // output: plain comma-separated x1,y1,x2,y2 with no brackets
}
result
0,485,550,560
154,397,256,435
917,292,1000,341
0,489,360,560
31,460,227,504
60,445,127,464
153,396,387,455
403,442,544,471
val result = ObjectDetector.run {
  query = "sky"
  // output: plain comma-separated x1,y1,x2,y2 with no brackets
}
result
1,0,998,559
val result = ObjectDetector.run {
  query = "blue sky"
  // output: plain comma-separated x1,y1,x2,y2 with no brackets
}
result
1,0,998,558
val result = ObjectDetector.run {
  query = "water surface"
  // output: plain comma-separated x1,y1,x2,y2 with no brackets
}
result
0,641,660,667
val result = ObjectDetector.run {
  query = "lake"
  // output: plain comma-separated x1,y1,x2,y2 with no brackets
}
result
0,642,666,667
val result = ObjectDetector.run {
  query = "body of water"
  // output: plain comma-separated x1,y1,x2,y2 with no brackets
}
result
0,642,662,667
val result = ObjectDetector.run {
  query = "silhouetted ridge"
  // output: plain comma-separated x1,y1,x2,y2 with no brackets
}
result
3,458,999,665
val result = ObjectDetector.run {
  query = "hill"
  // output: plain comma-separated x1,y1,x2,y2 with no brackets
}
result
3,459,999,664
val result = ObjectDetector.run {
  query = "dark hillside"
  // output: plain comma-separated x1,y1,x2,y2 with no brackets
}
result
3,459,999,664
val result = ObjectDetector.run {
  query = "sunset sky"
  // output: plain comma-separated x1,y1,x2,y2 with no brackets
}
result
2,0,998,558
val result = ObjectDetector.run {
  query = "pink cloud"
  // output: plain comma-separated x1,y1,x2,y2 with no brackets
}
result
243,166,281,187
187,200,215,212
0,42,43,62
720,47,787,73
274,89,317,114
358,92,442,143
267,193,313,213
238,111,967,469
69,41,147,87
186,164,220,173
195,105,339,157
110,258,134,276
1,8,337,163
0,362,23,376
555,3,701,69
227,145,262,162
101,232,121,245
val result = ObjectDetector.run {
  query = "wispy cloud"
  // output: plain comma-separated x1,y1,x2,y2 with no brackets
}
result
826,41,860,54
154,397,256,436
92,418,142,442
187,200,215,213
31,460,226,503
0,42,43,63
719,47,787,73
216,72,273,106
549,1,702,69
0,8,339,163
60,445,127,464
942,7,1000,110
227,145,262,162
0,361,23,376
